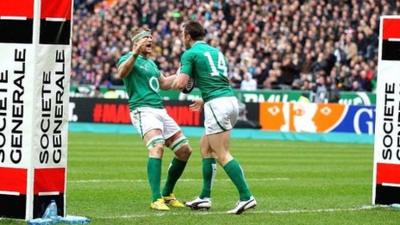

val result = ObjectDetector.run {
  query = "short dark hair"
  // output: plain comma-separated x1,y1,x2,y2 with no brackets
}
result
183,21,206,40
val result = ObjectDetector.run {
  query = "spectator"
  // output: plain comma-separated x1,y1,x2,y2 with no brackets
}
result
313,75,328,103
240,73,257,91
71,0,399,95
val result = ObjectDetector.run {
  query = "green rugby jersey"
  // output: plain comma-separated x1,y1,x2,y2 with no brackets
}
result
117,53,163,111
180,41,235,102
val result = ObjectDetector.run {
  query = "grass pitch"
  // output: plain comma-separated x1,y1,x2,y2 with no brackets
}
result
1,132,400,225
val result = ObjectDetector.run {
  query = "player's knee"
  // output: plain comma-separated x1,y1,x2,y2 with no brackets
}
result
200,146,213,157
175,144,192,161
215,152,233,166
169,135,189,152
149,144,164,158
146,135,165,158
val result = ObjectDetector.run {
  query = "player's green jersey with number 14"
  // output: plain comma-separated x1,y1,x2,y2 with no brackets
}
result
180,41,235,102
117,52,163,111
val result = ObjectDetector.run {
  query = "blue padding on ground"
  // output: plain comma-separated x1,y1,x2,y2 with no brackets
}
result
69,123,373,144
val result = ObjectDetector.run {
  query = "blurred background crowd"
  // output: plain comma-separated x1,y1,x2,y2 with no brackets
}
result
72,0,399,100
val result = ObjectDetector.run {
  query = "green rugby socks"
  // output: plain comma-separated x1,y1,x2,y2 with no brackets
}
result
223,159,252,201
147,157,162,202
162,158,187,196
199,158,217,199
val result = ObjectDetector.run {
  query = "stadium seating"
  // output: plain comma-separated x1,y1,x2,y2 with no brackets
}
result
72,0,399,96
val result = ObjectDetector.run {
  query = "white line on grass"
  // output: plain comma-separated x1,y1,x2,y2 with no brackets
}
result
95,205,386,219
68,141,369,149
69,178,290,183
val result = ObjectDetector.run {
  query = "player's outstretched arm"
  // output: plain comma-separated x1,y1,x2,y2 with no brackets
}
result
159,74,177,90
172,73,190,90
117,38,147,79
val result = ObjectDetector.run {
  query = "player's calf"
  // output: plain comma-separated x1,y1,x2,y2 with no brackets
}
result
162,135,191,199
174,144,192,161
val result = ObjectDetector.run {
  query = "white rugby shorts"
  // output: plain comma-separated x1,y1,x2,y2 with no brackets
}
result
130,107,181,139
204,96,239,135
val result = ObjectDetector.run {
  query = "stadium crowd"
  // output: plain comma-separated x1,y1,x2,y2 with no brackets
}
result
72,0,399,99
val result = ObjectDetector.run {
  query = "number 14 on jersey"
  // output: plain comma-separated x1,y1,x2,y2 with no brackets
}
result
204,51,228,77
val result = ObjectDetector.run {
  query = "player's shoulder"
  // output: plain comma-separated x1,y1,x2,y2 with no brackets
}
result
148,58,158,68
201,43,222,55
184,44,208,56
120,52,132,60
183,42,221,58
181,48,196,59
117,52,133,66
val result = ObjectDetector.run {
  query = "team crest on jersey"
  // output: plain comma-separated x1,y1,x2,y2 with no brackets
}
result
149,77,160,92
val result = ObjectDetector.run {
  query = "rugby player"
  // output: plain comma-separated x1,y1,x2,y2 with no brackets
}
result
172,21,257,214
117,27,192,211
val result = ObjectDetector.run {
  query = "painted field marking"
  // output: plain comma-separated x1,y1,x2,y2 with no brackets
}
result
95,205,387,219
69,177,290,184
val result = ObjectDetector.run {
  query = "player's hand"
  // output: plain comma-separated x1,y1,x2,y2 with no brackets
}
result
132,38,148,55
189,99,204,111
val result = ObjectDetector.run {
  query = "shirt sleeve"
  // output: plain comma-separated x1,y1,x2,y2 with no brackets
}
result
117,53,131,67
180,51,194,78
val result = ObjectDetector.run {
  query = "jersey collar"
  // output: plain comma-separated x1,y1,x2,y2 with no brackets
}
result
192,41,206,47
137,54,149,60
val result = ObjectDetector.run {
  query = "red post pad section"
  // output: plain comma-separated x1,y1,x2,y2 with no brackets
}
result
382,19,400,40
0,167,27,194
376,163,400,185
41,0,72,20
0,0,34,18
34,168,65,194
